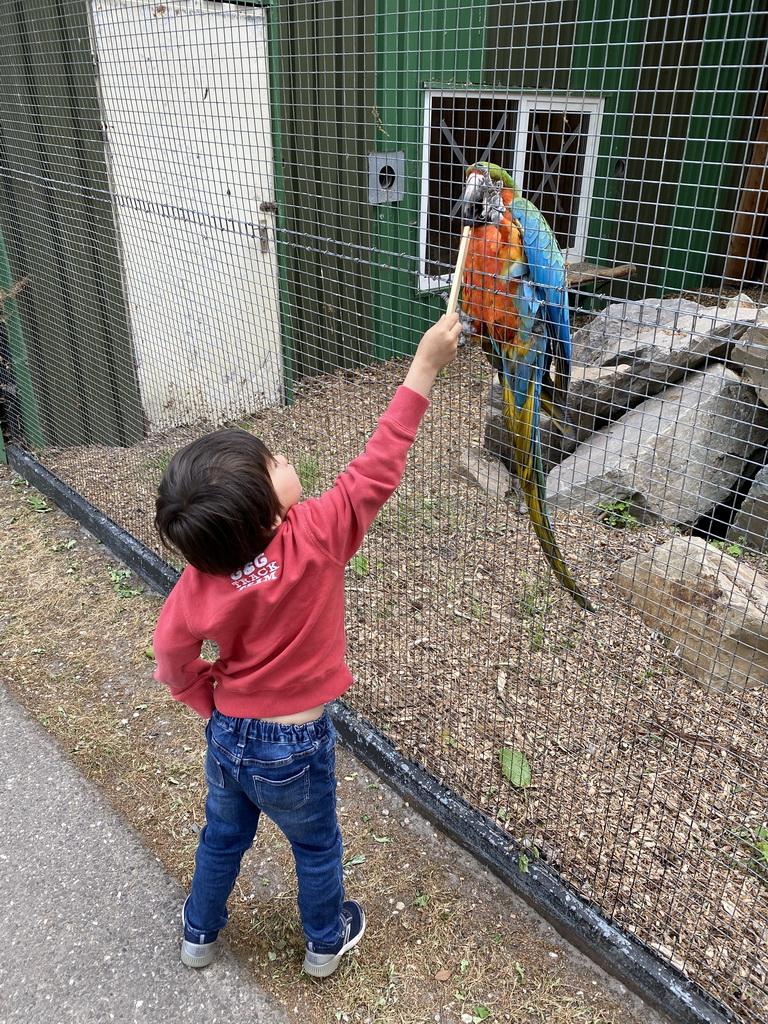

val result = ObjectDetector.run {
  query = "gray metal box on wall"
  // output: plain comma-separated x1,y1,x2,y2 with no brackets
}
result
368,151,405,204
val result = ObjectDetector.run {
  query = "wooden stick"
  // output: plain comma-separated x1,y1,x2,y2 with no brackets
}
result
446,224,471,313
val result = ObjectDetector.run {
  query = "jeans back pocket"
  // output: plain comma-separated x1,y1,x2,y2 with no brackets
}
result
251,764,311,814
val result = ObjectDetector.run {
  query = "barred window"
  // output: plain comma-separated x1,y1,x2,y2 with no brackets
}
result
419,91,603,288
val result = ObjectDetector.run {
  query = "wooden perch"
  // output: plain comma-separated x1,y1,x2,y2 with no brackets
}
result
566,262,636,288
447,225,471,313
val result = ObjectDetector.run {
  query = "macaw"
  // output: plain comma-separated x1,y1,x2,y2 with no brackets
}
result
459,161,594,611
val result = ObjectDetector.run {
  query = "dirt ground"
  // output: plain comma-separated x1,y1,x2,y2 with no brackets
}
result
0,459,676,1024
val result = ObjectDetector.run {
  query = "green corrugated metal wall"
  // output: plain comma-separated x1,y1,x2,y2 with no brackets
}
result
0,0,143,448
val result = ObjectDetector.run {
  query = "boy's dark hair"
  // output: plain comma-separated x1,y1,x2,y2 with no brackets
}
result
155,429,281,576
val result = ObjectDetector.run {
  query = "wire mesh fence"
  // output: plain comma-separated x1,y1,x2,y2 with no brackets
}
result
1,0,767,1019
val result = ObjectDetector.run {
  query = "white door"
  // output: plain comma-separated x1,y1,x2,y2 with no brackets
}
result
91,0,282,430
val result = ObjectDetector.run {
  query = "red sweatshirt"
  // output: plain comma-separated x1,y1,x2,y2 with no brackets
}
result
153,385,429,719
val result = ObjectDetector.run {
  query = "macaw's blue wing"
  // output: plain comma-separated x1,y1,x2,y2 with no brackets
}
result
512,196,572,436
498,281,594,612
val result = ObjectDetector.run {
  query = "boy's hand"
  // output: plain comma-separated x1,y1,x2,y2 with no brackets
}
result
403,313,462,398
416,312,462,371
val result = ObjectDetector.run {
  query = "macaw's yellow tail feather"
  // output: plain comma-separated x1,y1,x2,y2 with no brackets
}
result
518,478,595,612
504,382,595,612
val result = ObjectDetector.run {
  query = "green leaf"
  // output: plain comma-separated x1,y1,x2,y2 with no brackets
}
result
519,853,530,873
27,495,51,513
349,553,369,576
343,853,366,868
499,747,532,788
473,1008,491,1022
440,728,459,749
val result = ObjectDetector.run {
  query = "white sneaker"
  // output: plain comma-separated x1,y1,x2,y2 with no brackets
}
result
303,900,366,979
180,897,217,968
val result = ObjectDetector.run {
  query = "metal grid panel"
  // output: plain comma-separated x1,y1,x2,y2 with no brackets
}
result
1,1,767,1019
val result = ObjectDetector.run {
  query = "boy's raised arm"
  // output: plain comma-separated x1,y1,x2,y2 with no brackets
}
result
298,312,461,564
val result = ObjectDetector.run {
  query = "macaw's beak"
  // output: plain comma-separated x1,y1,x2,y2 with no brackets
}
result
461,171,487,225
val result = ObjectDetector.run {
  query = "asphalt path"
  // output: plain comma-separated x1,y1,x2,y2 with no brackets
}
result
0,684,285,1024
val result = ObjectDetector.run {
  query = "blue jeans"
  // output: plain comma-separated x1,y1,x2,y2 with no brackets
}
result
183,709,345,952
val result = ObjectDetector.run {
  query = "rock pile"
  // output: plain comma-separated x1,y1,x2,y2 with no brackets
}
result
460,293,768,691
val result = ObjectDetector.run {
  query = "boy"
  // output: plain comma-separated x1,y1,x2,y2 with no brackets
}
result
153,311,461,978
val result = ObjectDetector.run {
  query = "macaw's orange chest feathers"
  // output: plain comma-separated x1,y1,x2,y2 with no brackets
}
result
463,204,525,347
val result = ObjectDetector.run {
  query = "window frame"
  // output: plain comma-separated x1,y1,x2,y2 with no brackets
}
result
418,90,605,291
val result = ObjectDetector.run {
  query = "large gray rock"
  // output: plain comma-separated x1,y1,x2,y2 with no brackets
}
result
547,363,768,527
568,298,765,425
571,296,703,365
728,463,768,553
572,294,763,368
615,536,768,691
